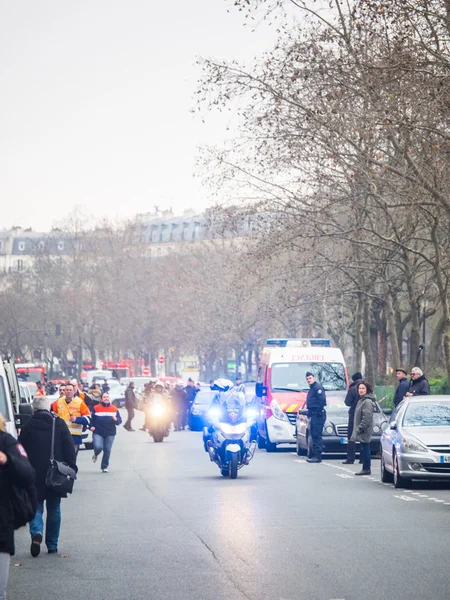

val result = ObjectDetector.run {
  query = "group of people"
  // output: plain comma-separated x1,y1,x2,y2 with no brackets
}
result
123,378,201,432
305,365,431,476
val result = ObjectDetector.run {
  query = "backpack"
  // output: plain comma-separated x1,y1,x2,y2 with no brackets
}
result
0,433,38,529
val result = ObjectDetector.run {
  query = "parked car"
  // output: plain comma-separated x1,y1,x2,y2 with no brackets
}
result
296,391,390,456
19,382,33,404
381,396,450,488
188,391,216,431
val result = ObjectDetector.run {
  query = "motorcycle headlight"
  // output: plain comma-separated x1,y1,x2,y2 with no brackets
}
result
401,435,428,453
221,422,247,435
208,407,221,420
270,400,288,422
151,404,165,417
323,425,334,435
246,408,257,420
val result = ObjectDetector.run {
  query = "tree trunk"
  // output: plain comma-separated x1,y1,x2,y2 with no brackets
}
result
362,295,375,386
428,315,444,373
385,284,401,371
354,296,363,373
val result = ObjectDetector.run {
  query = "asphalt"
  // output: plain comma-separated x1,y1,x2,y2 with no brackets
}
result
8,410,450,600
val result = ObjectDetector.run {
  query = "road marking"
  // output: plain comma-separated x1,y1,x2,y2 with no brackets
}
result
394,495,419,502
428,498,446,503
335,474,353,479
294,459,306,464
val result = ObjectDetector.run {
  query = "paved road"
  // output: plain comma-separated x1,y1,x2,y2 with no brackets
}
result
8,410,450,600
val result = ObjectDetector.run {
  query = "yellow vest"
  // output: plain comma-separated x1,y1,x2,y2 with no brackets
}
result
55,396,85,437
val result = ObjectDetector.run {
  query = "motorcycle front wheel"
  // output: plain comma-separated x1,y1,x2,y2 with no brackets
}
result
230,453,239,479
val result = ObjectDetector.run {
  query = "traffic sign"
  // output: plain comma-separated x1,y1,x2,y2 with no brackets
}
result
142,367,150,375
158,356,165,364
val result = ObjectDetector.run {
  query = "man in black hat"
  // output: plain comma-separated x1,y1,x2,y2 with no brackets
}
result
342,372,363,464
305,372,327,463
394,368,410,406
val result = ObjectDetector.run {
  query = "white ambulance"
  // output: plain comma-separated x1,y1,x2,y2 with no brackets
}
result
254,339,348,451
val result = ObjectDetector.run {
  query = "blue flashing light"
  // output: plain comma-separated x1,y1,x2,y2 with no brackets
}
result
310,339,331,347
265,338,331,348
265,339,288,347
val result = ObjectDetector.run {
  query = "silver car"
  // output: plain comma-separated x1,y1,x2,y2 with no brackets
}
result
381,396,450,488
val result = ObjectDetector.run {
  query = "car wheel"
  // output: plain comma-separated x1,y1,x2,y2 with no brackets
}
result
380,451,393,483
265,426,277,453
296,436,307,456
393,450,407,488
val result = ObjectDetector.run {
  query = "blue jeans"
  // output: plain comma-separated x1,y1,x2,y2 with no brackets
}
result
29,496,61,551
360,442,371,471
93,434,115,469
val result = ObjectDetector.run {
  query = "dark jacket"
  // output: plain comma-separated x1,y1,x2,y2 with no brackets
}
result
306,381,327,414
351,393,376,444
344,380,360,416
125,386,137,409
184,385,197,405
409,375,430,396
394,377,410,406
19,411,77,501
91,402,122,437
171,388,188,410
0,431,36,555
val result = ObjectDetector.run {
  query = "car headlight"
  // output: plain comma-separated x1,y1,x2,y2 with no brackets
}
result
221,422,248,435
323,425,334,435
401,435,428,453
380,421,388,431
373,425,381,434
270,399,288,422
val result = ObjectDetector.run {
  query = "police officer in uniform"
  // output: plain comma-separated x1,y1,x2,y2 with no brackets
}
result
305,371,326,463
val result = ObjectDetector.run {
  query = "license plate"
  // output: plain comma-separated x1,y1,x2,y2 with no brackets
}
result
340,437,348,444
440,455,450,463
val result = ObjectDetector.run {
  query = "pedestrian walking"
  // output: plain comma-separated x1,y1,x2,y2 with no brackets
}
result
406,367,430,397
0,413,36,600
305,372,327,463
394,368,410,406
342,372,362,464
352,381,376,476
19,396,77,557
124,382,137,431
51,381,91,454
90,392,122,473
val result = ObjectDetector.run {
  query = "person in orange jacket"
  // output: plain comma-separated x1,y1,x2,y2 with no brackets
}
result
51,382,90,454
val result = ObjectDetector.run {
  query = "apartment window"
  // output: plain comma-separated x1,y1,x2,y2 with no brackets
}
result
17,259,23,272
18,242,25,252
57,241,65,251
156,247,162,257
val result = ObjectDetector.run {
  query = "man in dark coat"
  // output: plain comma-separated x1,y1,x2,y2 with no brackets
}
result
406,367,430,397
0,414,35,599
305,372,327,463
342,372,363,464
19,396,77,557
124,382,137,432
394,368,410,406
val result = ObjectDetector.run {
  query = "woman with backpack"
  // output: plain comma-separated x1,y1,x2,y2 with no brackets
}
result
0,413,36,600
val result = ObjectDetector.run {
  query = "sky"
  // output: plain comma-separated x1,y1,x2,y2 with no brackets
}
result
0,0,282,231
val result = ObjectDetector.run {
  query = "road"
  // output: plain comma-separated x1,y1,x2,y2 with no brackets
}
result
8,410,450,600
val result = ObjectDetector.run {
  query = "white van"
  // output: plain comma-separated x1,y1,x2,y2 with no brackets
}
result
0,357,19,437
254,339,348,451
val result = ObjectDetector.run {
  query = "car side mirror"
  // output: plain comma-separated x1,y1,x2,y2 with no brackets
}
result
298,409,308,416
389,421,397,430
255,383,267,398
383,408,393,415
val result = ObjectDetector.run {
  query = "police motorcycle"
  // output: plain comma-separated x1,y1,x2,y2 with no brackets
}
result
203,379,257,479
145,381,172,443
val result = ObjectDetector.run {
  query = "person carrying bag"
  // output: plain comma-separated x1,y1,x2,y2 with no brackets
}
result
19,397,77,557
0,413,36,600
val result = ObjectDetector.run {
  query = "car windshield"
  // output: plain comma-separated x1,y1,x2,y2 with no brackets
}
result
194,391,216,405
403,402,450,427
271,362,346,392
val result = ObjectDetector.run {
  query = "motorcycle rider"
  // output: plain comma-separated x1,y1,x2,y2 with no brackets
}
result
145,381,172,431
305,371,327,464
203,379,235,451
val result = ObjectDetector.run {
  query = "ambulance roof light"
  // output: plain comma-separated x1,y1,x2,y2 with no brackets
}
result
265,338,331,348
